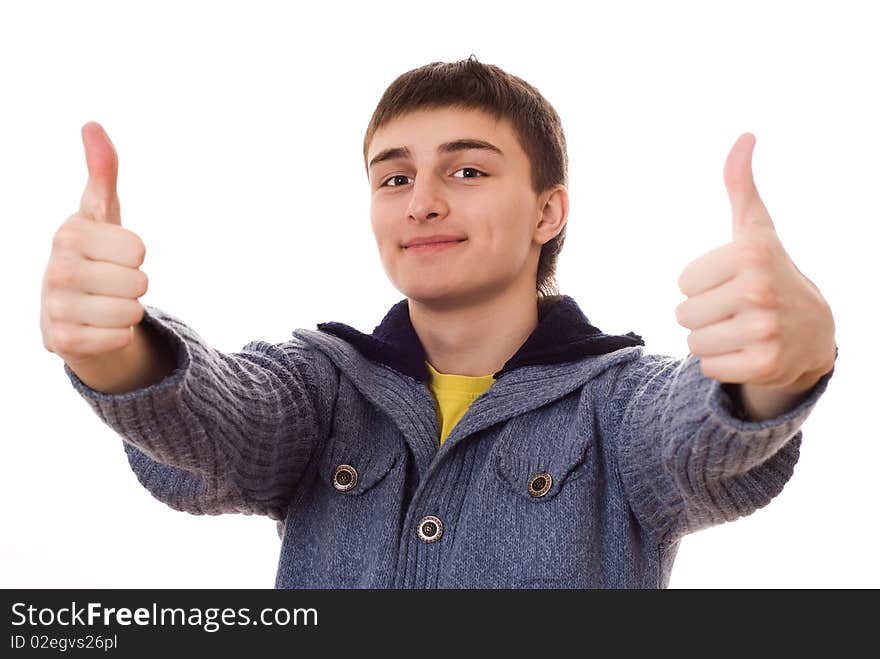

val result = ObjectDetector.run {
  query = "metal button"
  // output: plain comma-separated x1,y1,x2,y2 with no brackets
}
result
416,515,443,543
528,471,552,497
332,464,358,492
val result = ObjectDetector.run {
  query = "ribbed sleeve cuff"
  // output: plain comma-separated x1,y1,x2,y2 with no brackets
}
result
63,303,191,403
61,304,211,472
63,305,322,520
616,349,837,546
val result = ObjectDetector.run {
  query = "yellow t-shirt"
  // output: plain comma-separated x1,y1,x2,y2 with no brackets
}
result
426,361,496,446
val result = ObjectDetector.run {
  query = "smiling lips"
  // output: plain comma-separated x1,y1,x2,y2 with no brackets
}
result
403,238,466,254
403,235,467,249
405,241,464,254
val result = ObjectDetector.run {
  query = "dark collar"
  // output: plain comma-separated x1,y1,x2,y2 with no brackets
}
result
316,294,644,382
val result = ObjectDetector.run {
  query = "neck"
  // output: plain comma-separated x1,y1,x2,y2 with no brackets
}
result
407,281,540,377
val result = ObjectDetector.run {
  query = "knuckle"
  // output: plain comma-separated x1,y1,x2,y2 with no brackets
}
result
131,302,144,325
46,259,77,288
741,278,776,308
88,198,115,220
738,240,772,267
52,228,80,252
135,271,149,297
61,212,80,226
134,239,147,266
129,301,145,326
676,272,688,295
674,303,686,325
53,326,76,353
126,231,147,266
757,346,781,378
46,295,70,321
755,314,781,340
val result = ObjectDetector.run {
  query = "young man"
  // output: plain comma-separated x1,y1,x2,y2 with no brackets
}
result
52,56,837,588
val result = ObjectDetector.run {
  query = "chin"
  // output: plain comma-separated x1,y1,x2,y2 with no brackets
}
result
397,282,457,302
400,280,498,310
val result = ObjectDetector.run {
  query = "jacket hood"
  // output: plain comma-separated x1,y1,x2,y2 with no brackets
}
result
315,294,645,382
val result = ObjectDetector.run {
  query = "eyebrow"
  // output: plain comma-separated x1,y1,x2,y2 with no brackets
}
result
368,139,504,170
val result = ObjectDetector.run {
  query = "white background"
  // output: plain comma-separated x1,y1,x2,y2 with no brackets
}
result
2,0,877,589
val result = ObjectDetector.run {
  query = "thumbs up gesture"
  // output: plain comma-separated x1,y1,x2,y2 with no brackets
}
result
674,133,837,398
40,122,149,368
79,121,122,224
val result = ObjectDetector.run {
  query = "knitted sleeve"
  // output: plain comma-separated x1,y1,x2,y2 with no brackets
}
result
63,304,325,522
606,347,837,547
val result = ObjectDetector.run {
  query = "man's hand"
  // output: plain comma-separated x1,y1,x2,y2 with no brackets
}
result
40,122,149,369
674,133,836,418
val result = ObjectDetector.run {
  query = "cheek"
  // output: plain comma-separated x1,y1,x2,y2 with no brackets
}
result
482,204,531,252
370,218,401,265
369,209,389,244
369,204,380,234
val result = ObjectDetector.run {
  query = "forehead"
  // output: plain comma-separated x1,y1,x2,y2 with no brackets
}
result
368,107,516,159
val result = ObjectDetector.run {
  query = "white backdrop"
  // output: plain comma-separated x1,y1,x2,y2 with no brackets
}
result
2,0,876,588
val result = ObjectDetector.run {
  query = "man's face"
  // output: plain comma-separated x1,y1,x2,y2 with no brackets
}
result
367,107,558,308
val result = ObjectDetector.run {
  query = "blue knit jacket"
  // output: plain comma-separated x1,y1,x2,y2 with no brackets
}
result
64,295,836,588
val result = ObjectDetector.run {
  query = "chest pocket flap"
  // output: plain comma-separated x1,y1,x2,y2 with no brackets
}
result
494,394,595,502
318,433,404,496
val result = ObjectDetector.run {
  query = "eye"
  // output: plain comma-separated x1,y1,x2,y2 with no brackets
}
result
381,174,412,188
451,167,487,180
379,167,488,188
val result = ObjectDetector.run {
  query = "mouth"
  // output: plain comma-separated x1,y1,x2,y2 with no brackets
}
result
403,239,467,253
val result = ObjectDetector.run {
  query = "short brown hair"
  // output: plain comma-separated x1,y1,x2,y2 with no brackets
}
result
363,55,569,301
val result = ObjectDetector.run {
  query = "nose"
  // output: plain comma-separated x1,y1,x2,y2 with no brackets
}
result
406,173,449,223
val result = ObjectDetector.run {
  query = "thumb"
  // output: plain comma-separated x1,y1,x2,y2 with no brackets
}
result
79,121,121,224
724,132,774,239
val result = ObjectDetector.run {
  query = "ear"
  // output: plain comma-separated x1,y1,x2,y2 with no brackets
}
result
535,184,568,245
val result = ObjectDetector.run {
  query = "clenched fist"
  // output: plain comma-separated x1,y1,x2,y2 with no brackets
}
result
40,122,150,370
